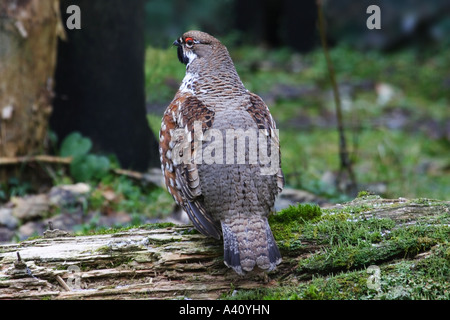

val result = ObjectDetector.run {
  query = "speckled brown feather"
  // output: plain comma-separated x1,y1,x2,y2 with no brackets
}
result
246,93,285,193
160,92,220,239
160,30,284,275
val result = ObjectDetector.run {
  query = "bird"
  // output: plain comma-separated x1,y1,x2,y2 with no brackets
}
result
159,30,284,275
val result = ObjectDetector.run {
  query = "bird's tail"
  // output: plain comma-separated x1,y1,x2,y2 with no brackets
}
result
221,216,281,275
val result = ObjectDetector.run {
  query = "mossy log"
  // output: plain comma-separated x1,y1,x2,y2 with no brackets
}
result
0,196,449,300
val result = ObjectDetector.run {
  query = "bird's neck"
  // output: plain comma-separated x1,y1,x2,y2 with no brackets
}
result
182,68,247,103
181,48,247,100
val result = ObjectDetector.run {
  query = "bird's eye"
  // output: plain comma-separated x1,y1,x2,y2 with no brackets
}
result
185,37,194,48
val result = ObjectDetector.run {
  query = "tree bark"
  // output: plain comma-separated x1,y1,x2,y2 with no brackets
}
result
50,0,159,171
0,0,60,158
234,0,317,52
0,197,448,300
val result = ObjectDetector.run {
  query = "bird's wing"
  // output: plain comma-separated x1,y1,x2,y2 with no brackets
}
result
246,92,285,194
160,93,221,239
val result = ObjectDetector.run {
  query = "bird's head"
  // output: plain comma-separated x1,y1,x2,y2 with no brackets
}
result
173,30,220,67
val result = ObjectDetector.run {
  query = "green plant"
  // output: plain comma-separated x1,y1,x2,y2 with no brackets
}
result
0,178,33,202
59,132,110,182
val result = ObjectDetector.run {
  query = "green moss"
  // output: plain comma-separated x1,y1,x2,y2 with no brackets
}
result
21,235,43,242
225,269,377,300
269,203,322,250
143,222,176,230
224,196,449,300
226,244,450,300
180,227,201,235
357,190,372,198
95,245,112,255
374,245,450,300
74,222,176,237
298,223,449,275
271,203,322,224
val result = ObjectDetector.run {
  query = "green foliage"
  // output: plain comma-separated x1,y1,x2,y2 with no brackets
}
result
144,39,450,201
59,132,111,183
87,175,174,218
231,44,450,201
60,132,92,158
271,203,322,224
146,114,162,138
51,131,175,233
0,178,32,201
70,154,110,182
145,47,184,103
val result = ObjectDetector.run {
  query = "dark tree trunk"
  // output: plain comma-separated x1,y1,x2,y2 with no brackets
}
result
234,0,318,53
50,0,159,171
281,0,318,53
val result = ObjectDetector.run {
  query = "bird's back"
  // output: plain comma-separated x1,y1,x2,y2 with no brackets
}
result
160,30,284,275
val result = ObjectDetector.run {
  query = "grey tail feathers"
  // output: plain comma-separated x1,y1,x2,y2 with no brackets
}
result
221,218,282,275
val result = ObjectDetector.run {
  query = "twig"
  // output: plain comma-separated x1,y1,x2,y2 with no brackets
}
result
0,155,72,165
56,275,71,292
0,155,161,185
316,0,357,195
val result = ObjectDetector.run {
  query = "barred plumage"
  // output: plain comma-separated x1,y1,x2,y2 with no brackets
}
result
159,31,284,275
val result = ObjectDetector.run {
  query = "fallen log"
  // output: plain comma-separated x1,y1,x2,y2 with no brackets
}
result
0,196,449,300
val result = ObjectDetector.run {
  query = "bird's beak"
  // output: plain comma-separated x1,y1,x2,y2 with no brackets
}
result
173,39,181,47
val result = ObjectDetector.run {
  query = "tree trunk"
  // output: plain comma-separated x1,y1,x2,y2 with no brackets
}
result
0,0,60,158
50,0,159,171
234,0,317,52
0,196,448,300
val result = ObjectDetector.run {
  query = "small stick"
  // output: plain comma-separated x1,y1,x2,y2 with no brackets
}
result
56,275,71,291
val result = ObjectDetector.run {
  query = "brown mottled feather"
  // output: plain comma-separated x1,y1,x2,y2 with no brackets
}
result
246,93,285,193
160,30,284,274
160,92,220,239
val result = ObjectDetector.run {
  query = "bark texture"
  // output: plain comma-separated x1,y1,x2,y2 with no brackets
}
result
0,197,448,300
0,0,60,157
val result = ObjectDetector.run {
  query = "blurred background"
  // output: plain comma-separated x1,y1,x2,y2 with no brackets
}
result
0,0,449,242
143,0,450,201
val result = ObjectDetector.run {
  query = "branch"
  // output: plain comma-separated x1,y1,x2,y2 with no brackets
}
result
0,155,162,185
316,1,357,195
0,155,72,165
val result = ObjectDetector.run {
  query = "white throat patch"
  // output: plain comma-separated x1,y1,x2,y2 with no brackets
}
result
185,51,197,68
179,72,198,94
